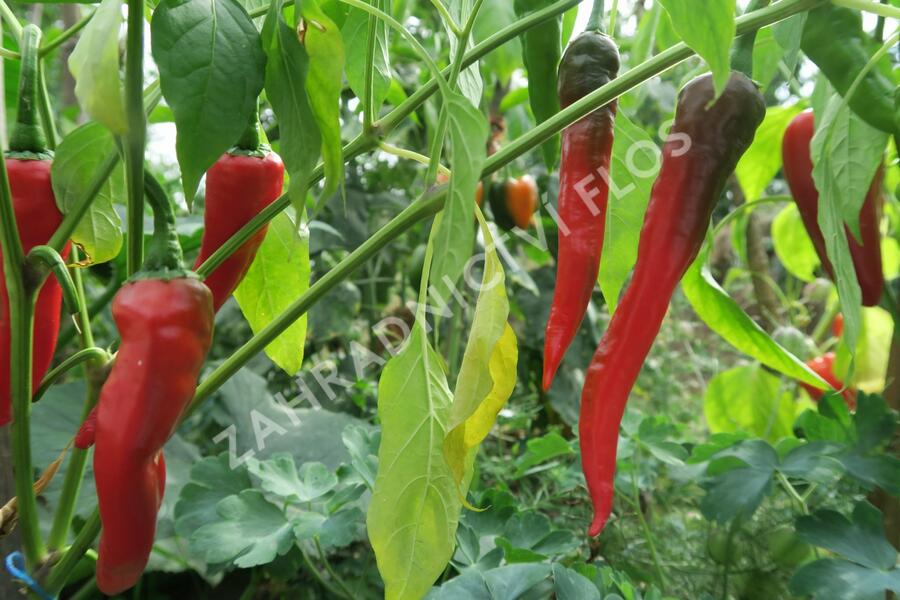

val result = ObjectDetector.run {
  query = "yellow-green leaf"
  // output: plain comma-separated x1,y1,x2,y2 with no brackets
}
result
367,321,460,600
68,0,127,134
735,103,804,202
772,202,819,283
234,212,310,375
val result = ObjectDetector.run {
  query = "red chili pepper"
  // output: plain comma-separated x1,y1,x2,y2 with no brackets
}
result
91,175,213,595
543,28,619,391
579,73,765,536
0,25,70,426
782,110,884,307
194,149,284,312
799,352,856,409
832,313,844,338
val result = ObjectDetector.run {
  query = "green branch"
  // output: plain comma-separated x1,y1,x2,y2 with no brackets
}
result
44,509,101,595
123,0,147,276
362,12,379,131
25,245,80,316
33,348,110,404
832,0,900,18
40,9,95,57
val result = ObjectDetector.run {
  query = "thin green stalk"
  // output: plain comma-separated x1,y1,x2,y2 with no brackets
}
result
362,9,381,131
44,509,101,595
379,141,449,175
586,0,604,31
630,468,666,586
608,0,618,34
314,538,355,599
33,348,109,404
832,0,900,18
40,9,94,57
56,278,119,348
124,0,146,276
430,0,460,34
69,577,98,600
47,250,105,551
0,158,44,568
25,245,80,315
37,61,58,150
188,187,446,414
0,0,22,40
711,196,790,239
299,545,352,600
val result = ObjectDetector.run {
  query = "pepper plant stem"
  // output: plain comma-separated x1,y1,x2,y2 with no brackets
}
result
123,0,146,276
45,509,101,595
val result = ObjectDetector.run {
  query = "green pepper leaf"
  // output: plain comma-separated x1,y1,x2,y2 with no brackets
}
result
343,3,392,116
262,1,321,205
682,243,829,388
151,0,266,206
772,202,820,283
367,320,461,600
51,122,125,265
234,211,310,376
735,103,804,202
67,0,127,135
599,111,657,313
299,0,345,204
429,92,490,295
657,0,735,99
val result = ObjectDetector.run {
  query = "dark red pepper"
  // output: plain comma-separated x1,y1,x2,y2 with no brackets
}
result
579,73,765,536
782,110,884,307
0,25,70,426
194,117,284,311
90,174,213,594
543,25,619,390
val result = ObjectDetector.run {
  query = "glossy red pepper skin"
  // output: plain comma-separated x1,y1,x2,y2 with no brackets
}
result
543,31,620,390
800,352,856,409
579,73,765,536
782,110,884,307
0,159,70,426
93,278,213,594
194,152,284,311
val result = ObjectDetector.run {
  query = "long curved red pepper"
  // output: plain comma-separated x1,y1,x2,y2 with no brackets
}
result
579,73,765,536
782,110,884,307
90,175,214,595
194,119,284,311
543,28,619,390
0,25,70,426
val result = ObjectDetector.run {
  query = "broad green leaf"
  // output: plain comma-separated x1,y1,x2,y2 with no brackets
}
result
700,439,778,522
751,26,782,92
299,0,345,202
67,0,126,134
834,307,894,393
599,111,658,313
772,202,819,282
682,243,829,388
772,12,806,75
367,321,460,600
234,211,310,375
553,564,603,600
247,454,337,502
657,0,735,98
811,96,888,238
262,1,322,203
474,0,521,85
191,490,295,568
704,364,796,442
151,0,266,204
50,122,124,264
796,502,898,570
514,432,574,477
447,0,483,106
810,95,887,356
343,3,391,115
882,237,900,279
429,92,490,294
790,558,900,600
735,103,804,202
174,453,253,538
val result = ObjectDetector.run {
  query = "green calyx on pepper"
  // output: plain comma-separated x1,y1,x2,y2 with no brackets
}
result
8,25,51,160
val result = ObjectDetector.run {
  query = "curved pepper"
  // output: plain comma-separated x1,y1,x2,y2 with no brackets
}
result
91,175,213,595
542,28,619,391
782,110,884,307
0,25,70,426
579,73,765,536
194,150,284,311
488,175,538,231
